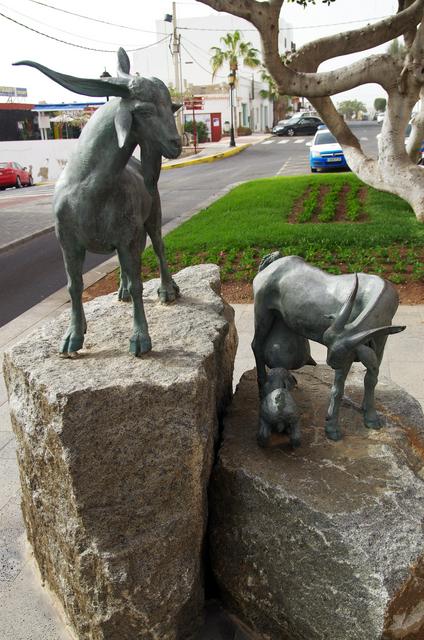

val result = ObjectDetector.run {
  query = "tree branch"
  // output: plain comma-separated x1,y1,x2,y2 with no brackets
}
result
292,0,424,70
281,54,400,97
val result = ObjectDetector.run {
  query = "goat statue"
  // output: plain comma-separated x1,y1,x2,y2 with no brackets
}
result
14,49,182,357
252,253,405,444
258,367,300,448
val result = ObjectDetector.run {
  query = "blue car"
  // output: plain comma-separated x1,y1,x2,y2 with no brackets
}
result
309,127,349,173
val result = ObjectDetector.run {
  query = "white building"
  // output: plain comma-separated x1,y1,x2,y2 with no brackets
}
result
133,12,295,138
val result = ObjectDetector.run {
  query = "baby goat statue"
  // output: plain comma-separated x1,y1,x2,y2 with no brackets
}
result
258,367,300,448
14,49,182,357
252,253,405,445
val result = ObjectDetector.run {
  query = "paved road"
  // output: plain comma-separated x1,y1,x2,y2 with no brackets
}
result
0,123,380,326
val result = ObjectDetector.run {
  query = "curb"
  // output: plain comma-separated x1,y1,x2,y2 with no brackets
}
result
162,143,251,170
0,225,55,255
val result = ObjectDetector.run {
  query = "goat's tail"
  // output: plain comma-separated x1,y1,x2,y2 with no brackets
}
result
258,251,283,272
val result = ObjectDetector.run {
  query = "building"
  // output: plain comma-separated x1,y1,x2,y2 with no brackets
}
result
32,102,105,140
133,12,296,138
0,103,38,141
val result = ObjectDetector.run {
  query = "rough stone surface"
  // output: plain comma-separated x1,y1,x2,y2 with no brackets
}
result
3,264,238,640
209,366,424,640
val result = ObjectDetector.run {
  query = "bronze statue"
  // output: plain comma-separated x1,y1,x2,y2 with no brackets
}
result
14,48,181,357
252,253,405,444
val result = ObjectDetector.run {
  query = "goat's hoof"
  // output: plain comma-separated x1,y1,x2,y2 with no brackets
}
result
257,433,269,448
129,334,152,357
364,415,384,430
291,437,301,449
325,426,342,441
60,334,84,356
118,289,131,302
157,280,180,304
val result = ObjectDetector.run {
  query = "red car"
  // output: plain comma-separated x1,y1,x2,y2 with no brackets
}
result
0,162,33,190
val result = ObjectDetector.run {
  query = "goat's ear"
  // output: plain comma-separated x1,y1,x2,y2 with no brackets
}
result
344,324,406,351
286,372,297,390
114,102,132,148
172,102,182,113
117,48,131,76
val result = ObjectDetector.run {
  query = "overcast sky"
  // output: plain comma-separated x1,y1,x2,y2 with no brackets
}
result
1,0,399,109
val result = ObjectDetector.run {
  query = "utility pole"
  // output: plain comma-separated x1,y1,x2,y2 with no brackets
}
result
171,2,183,137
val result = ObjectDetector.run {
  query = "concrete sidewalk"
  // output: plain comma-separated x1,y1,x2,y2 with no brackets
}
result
1,271,423,638
161,133,269,169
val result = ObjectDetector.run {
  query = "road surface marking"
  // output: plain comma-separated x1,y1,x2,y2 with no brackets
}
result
262,140,274,144
276,157,291,175
278,139,289,144
294,139,305,144
360,136,369,141
0,192,52,202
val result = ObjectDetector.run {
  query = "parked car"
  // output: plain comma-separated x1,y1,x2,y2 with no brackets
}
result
309,127,349,173
0,162,33,190
376,112,385,123
272,114,323,136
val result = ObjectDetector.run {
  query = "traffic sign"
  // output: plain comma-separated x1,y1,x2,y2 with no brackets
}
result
184,96,204,110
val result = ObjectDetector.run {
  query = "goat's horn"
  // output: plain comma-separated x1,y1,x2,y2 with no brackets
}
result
331,274,359,332
13,60,131,98
343,324,406,351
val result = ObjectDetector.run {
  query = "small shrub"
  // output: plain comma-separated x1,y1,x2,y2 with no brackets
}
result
184,120,209,143
318,183,344,222
345,182,362,220
237,126,252,136
299,184,320,222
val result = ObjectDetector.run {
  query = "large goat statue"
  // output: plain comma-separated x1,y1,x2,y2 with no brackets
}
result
252,253,406,443
14,49,182,357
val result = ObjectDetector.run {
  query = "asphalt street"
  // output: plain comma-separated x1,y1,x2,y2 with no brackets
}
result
0,122,380,326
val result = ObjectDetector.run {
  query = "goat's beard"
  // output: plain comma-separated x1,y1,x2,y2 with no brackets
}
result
140,141,161,195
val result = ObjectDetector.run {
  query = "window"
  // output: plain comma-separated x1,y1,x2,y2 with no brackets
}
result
315,131,337,145
242,103,248,127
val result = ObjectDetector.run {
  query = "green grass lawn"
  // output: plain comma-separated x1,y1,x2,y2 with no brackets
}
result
142,173,424,285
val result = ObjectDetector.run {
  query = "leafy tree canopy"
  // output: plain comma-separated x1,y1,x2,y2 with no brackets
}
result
337,100,367,119
374,97,387,112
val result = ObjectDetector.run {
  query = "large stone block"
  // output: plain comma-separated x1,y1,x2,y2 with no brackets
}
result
210,366,424,640
3,264,238,640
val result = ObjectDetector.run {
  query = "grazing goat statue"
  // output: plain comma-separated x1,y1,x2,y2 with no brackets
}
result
258,367,300,448
14,49,182,357
252,253,405,443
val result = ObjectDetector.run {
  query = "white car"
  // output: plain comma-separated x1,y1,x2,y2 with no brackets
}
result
376,112,385,123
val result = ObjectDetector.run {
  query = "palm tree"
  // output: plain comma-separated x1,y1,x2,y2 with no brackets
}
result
210,30,261,79
259,69,290,125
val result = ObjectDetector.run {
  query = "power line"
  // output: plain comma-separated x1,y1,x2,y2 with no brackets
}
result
0,2,148,47
181,36,261,83
180,40,256,84
21,1,393,35
0,10,169,52
26,0,169,35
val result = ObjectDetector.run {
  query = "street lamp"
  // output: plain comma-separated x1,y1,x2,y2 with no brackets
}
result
228,70,236,147
100,68,111,102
